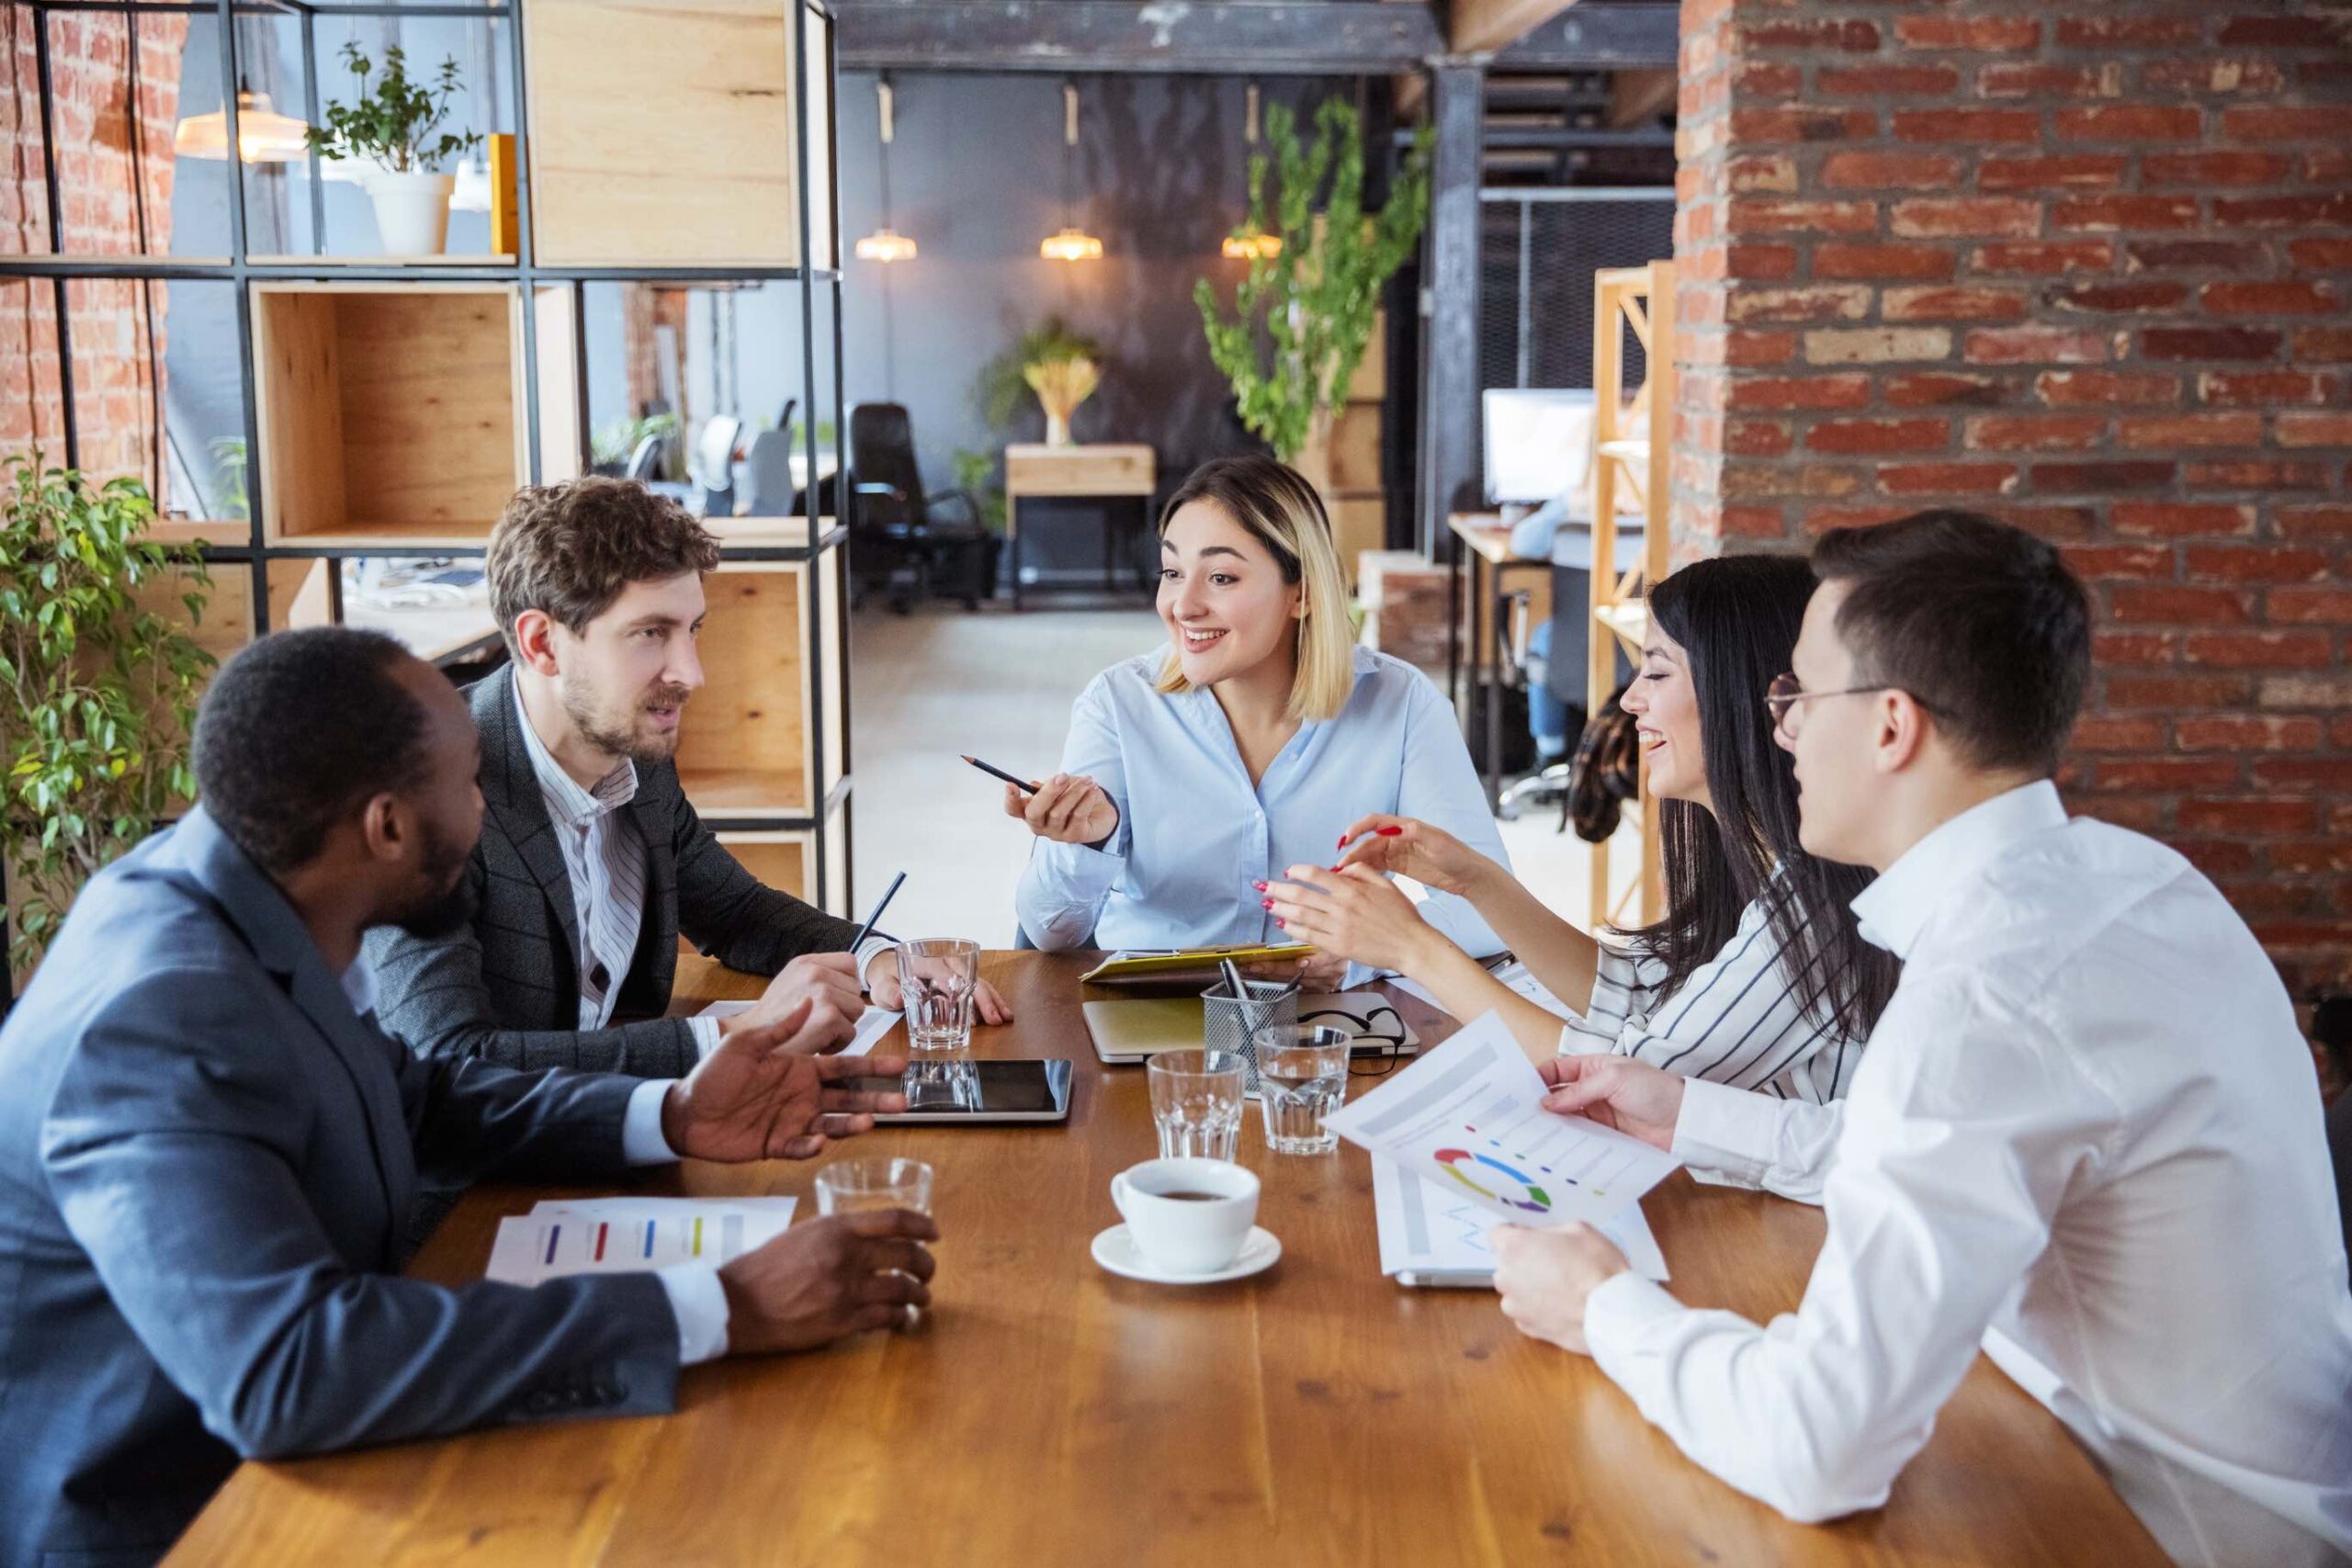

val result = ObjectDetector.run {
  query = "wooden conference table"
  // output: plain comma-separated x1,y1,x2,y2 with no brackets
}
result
168,953,2164,1568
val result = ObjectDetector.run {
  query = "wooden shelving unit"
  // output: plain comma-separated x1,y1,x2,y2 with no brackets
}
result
0,0,857,976
1326,310,1388,592
1589,261,1674,931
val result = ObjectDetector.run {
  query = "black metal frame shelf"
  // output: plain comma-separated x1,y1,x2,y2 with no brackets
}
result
1,0,858,998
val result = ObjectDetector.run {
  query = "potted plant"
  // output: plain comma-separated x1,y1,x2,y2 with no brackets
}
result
983,318,1105,446
0,456,217,979
1194,99,1430,491
305,42,484,256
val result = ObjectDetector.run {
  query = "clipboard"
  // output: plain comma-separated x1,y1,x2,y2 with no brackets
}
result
1077,943,1318,985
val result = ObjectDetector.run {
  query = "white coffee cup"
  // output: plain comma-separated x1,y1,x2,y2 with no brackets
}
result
1110,1157,1260,1275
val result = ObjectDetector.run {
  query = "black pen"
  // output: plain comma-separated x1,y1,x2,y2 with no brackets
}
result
961,753,1040,795
850,870,907,956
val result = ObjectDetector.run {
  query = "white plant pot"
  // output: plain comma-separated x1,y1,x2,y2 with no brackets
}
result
368,171,455,255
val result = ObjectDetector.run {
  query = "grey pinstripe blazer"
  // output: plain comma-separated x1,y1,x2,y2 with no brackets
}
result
367,665,860,1078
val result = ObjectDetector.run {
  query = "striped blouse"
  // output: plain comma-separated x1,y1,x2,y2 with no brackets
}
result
1561,894,1864,1105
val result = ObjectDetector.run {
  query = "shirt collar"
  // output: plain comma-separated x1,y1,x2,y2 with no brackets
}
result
340,957,379,1017
512,681,637,827
1849,779,2068,959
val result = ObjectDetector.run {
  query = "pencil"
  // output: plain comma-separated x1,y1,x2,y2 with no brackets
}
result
849,870,907,955
961,753,1040,795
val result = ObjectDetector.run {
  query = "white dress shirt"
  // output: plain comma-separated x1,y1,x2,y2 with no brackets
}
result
1567,892,1865,1106
344,958,730,1364
1016,647,1510,982
1582,782,2352,1564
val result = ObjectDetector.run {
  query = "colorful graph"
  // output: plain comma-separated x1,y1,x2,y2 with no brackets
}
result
1433,1147,1552,1213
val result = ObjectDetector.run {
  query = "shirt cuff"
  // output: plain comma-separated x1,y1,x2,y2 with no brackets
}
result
685,1015,723,1060
854,935,894,992
1670,1077,1784,1186
1583,1270,1687,1373
620,1078,682,1166
654,1262,730,1365
1578,944,1645,1037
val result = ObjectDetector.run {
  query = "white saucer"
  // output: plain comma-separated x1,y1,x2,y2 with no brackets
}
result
1091,1224,1281,1285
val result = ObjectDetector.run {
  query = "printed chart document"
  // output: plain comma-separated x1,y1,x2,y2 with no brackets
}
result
486,1196,796,1285
1323,1011,1680,1230
1373,1155,1667,1287
697,999,904,1057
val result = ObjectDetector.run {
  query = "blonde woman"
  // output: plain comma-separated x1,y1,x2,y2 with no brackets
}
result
1010,454,1509,988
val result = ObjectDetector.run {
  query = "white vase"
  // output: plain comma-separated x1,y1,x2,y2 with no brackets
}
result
368,170,455,255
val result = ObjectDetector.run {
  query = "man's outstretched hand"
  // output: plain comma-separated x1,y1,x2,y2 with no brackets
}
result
662,999,909,1161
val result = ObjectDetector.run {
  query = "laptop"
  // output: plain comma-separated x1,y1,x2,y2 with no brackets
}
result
1082,991,1422,1066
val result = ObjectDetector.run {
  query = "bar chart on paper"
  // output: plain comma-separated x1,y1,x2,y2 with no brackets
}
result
485,1197,797,1285
1323,1014,1679,1228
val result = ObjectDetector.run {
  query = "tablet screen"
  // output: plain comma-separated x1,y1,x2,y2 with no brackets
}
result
858,1060,1073,1119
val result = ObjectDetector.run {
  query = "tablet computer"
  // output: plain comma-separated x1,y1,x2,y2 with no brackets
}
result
855,1059,1074,1124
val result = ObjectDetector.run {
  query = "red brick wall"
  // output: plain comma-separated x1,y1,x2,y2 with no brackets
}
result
1675,0,2352,998
1,4,187,491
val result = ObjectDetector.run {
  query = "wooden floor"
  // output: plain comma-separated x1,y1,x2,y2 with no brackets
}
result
846,605,1616,945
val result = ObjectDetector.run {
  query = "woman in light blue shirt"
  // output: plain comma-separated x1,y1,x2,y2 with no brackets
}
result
1007,455,1509,987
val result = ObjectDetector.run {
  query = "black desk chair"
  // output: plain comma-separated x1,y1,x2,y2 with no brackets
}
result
847,402,992,613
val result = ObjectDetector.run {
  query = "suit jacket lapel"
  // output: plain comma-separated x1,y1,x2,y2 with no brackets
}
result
175,808,415,1264
474,665,585,971
625,775,679,999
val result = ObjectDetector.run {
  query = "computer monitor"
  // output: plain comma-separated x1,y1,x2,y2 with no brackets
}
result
1483,389,1597,507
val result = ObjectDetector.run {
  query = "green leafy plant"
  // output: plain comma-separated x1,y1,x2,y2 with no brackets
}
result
1194,99,1431,462
0,456,216,975
952,447,1008,533
978,318,1105,430
590,411,682,471
209,435,248,522
304,42,483,174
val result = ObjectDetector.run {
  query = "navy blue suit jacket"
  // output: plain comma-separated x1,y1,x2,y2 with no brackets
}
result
0,810,684,1568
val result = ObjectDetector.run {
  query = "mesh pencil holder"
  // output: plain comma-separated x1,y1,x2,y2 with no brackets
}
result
1201,978,1298,1098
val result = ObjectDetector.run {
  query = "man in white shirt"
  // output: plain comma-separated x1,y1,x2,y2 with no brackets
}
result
1490,510,2352,1565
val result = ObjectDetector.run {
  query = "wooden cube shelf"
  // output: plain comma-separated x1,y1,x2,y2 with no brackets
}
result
526,0,833,269
673,547,844,818
251,283,579,547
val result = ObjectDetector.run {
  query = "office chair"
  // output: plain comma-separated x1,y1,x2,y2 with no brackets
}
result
847,401,991,613
693,415,741,518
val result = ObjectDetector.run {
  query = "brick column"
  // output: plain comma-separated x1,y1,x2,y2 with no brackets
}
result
1,7,187,491
1674,2,2352,997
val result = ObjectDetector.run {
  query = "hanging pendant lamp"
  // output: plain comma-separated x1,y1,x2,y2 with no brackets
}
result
855,75,918,263
174,79,311,163
1221,83,1281,260
1040,82,1103,262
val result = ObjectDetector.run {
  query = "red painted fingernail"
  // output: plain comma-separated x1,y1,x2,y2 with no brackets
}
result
1275,917,1287,929
1252,880,1267,891
1378,826,1404,837
1337,834,1348,850
1261,898,1274,910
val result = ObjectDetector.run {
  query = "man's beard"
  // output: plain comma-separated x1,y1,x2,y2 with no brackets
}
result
564,677,693,764
388,815,479,939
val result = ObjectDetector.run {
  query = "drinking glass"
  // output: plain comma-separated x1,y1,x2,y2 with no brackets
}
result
1147,1049,1247,1162
1252,1024,1351,1155
814,1156,935,1217
895,938,980,1053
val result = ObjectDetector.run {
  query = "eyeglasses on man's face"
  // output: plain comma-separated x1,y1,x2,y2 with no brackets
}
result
1765,672,1915,740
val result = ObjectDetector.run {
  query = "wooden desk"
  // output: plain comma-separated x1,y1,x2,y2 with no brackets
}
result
1004,442,1156,611
1445,512,1555,808
167,953,2162,1568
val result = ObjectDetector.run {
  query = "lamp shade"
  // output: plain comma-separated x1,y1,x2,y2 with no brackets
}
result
174,89,311,163
856,227,919,263
1040,226,1103,263
1221,228,1281,260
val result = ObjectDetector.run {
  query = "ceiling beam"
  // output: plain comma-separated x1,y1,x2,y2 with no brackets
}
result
1450,0,1580,57
831,2,1679,75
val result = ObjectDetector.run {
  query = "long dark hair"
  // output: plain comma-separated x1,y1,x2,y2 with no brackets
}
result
1620,555,1899,1042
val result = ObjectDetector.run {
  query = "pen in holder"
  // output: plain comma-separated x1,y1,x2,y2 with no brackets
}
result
1202,976,1298,1099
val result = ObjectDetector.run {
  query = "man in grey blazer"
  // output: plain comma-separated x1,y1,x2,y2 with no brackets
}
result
367,478,1006,1080
0,628,934,1568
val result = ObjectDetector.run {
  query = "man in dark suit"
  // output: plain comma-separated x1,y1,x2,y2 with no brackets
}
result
0,628,935,1568
368,477,1007,1078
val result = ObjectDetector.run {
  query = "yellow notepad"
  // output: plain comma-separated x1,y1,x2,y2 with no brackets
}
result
1078,943,1318,984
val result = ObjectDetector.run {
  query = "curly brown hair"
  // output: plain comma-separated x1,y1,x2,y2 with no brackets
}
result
486,477,720,655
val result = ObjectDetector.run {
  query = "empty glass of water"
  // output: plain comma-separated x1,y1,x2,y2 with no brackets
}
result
1147,1049,1247,1162
895,938,980,1053
1252,1024,1351,1156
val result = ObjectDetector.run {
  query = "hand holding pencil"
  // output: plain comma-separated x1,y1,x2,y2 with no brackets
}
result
967,753,1120,848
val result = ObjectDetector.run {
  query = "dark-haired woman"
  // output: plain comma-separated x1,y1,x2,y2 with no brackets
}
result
1263,554,1899,1102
